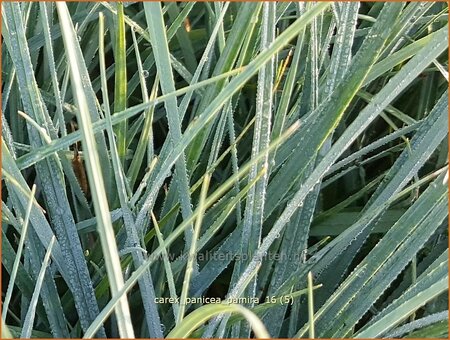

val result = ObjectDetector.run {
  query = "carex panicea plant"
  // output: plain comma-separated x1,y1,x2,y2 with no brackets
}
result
1,1,448,338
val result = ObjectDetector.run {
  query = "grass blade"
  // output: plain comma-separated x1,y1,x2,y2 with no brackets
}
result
177,174,211,324
307,271,315,338
56,4,134,337
2,185,35,321
143,1,196,250
3,3,104,333
98,12,162,337
113,3,128,166
167,304,270,339
21,236,55,338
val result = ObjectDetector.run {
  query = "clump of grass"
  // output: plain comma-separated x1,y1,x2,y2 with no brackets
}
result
2,1,448,338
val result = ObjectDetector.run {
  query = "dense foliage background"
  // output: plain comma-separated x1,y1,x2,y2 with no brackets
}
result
2,1,448,338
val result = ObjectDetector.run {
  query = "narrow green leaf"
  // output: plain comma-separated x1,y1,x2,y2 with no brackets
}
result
178,174,211,324
114,2,128,166
3,3,104,333
21,236,56,338
144,2,196,253
98,12,162,337
56,4,134,337
307,271,315,338
2,185,34,321
167,304,270,339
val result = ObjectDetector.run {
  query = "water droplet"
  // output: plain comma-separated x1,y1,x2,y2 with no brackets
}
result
142,70,150,78
55,206,65,216
77,35,82,42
